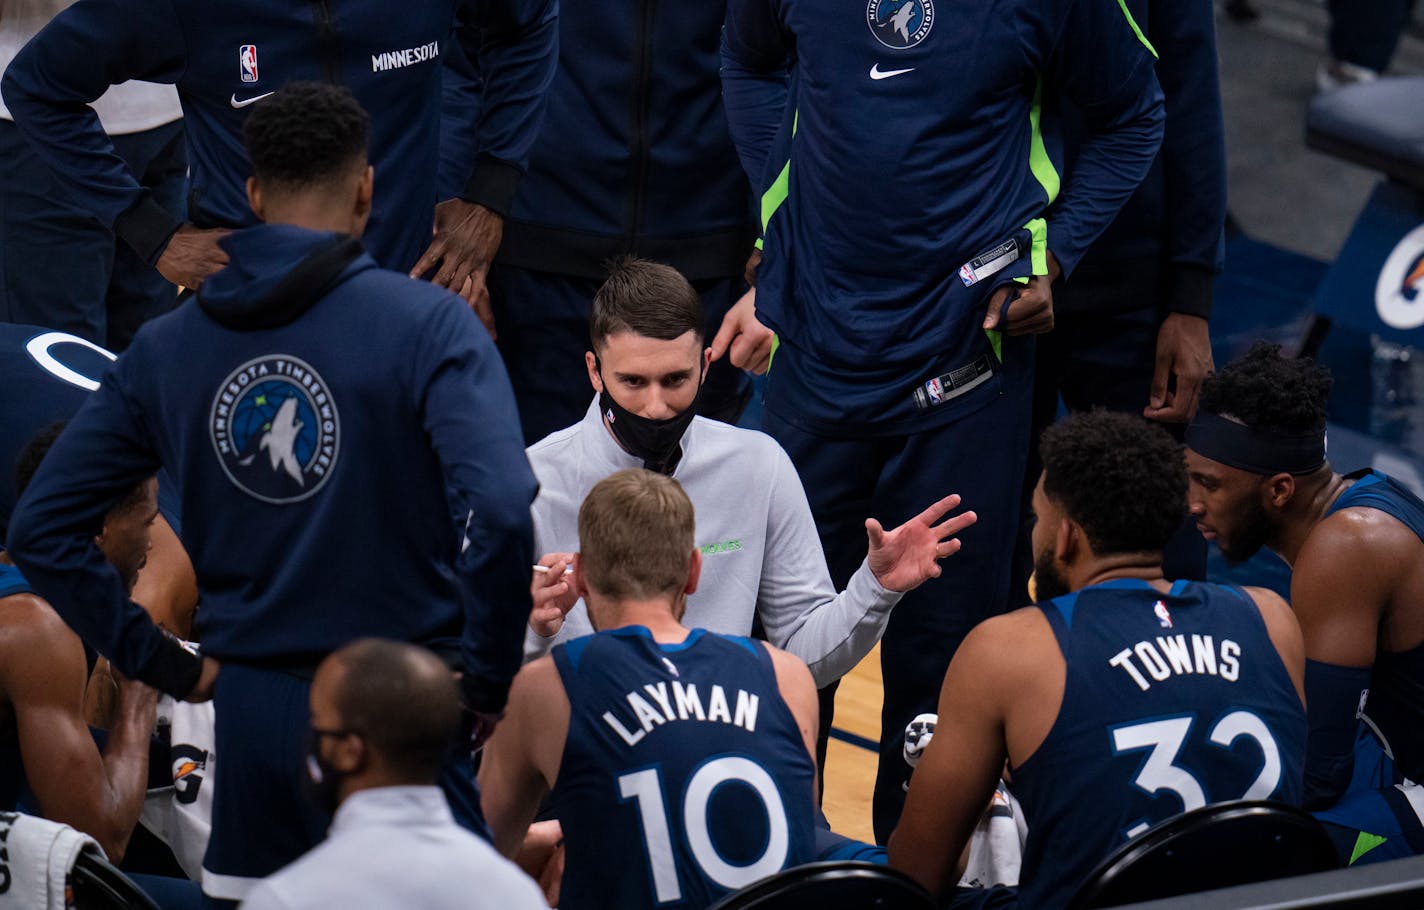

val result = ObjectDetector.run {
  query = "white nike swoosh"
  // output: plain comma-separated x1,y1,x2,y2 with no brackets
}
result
870,64,915,80
230,92,275,109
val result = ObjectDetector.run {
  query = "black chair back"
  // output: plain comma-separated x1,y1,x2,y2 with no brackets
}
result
707,860,937,910
71,849,161,910
1069,800,1341,910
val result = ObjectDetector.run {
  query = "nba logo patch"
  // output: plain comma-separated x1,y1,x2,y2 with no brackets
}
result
924,377,945,404
240,45,259,83
1153,600,1173,629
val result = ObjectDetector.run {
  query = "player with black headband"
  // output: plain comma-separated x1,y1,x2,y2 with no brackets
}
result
1185,342,1424,865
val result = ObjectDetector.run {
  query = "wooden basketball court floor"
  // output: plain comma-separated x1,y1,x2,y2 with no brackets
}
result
821,644,884,844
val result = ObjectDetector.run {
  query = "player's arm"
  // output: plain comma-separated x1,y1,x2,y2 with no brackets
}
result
479,657,568,858
6,372,205,698
1151,0,1226,321
413,0,556,312
763,643,821,789
720,0,792,186
0,0,188,266
888,618,1014,899
1289,513,1398,808
757,447,974,686
447,0,556,218
416,301,539,718
1242,586,1307,706
2,596,156,861
1041,0,1165,279
130,512,199,641
754,446,900,687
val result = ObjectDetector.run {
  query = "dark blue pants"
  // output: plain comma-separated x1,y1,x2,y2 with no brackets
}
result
488,264,752,444
0,117,186,351
200,665,487,908
763,337,1035,844
1328,0,1411,72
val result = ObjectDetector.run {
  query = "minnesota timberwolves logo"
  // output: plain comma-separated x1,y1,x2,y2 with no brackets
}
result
867,0,933,49
209,355,340,503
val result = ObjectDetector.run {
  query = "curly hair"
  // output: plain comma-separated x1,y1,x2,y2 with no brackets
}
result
16,422,149,515
242,82,369,187
1199,341,1333,435
1040,411,1187,555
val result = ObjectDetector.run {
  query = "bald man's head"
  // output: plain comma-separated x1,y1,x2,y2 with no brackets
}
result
313,639,462,784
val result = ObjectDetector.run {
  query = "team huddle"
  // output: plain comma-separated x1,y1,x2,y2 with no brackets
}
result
0,0,1422,907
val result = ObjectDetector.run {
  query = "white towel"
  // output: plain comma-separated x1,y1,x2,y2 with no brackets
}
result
0,810,105,910
958,781,1028,889
140,697,216,881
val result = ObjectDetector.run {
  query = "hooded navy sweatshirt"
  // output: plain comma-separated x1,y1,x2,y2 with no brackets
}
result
5,224,537,711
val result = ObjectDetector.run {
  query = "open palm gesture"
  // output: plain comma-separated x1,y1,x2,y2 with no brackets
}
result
866,493,978,592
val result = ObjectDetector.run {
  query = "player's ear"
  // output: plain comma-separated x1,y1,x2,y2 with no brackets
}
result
332,731,366,775
586,352,603,394
1054,516,1076,564
571,553,591,600
700,344,712,382
246,177,264,221
354,165,374,218
1264,472,1295,510
684,548,702,596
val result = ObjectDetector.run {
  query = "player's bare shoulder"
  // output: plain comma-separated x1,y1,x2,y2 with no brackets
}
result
948,606,1060,697
1307,500,1421,567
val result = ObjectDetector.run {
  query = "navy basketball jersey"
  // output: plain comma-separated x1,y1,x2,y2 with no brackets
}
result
1010,579,1306,907
550,626,817,910
1330,470,1424,783
0,325,115,543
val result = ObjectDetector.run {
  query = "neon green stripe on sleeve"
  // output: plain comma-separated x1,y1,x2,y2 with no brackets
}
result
759,111,799,233
1028,79,1061,205
1116,0,1158,58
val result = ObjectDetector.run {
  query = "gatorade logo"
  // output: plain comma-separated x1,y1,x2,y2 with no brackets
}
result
1375,224,1424,330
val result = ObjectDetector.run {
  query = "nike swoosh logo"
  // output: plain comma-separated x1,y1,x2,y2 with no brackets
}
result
870,64,915,80
230,92,275,109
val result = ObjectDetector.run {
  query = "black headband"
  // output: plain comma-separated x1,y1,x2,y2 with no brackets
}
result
1185,411,1326,476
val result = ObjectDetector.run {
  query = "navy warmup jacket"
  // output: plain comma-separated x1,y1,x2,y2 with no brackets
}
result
0,0,557,273
1059,0,1227,319
721,0,1165,425
6,224,538,711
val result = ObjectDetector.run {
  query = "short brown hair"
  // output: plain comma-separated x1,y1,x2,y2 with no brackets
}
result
578,468,696,601
591,258,703,351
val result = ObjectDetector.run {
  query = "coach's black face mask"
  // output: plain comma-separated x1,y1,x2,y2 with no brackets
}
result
597,364,702,476
303,730,358,816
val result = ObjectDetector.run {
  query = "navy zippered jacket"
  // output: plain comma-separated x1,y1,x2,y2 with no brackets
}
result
1057,0,1226,319
5,224,538,712
443,0,759,281
722,0,1165,378
0,0,557,273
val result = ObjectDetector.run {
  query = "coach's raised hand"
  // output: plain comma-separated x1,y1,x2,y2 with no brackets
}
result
156,225,231,290
411,198,503,337
529,553,579,638
865,493,978,592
